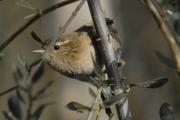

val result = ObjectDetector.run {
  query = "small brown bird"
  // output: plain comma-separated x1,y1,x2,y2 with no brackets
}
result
33,32,98,77
33,19,122,78
0,19,122,96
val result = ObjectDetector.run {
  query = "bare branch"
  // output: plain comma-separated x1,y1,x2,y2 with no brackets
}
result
0,0,79,51
143,0,180,69
87,0,132,119
87,88,102,120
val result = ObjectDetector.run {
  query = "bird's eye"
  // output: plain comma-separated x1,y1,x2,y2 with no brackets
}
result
54,44,60,50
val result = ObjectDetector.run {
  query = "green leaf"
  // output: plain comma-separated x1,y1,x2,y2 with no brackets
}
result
8,96,22,119
31,31,43,45
3,111,13,120
17,53,28,69
130,77,168,89
31,104,49,120
88,76,104,88
176,70,180,77
32,81,54,100
66,102,91,113
0,53,4,61
16,88,25,103
159,0,176,8
103,93,126,107
159,103,175,120
155,51,176,69
88,88,96,98
101,88,112,100
29,59,44,83
13,66,23,82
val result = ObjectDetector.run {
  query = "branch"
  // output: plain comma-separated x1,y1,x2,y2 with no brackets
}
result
0,0,84,97
59,0,86,34
87,0,132,119
143,0,180,69
87,88,102,120
0,0,79,51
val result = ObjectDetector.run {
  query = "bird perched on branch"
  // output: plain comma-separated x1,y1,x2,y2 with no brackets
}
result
0,19,122,96
32,18,122,78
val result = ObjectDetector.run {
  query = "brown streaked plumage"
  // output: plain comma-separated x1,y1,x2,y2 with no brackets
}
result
43,32,97,76
33,19,122,77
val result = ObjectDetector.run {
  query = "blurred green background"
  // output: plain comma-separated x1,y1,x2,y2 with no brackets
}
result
0,0,179,120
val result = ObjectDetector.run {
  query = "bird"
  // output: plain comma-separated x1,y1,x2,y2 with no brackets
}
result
0,18,122,96
33,32,99,77
32,18,122,78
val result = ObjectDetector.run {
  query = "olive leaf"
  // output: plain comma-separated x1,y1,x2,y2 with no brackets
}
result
159,0,177,7
31,103,52,120
103,93,126,107
174,19,180,36
32,81,54,100
176,70,180,77
17,53,29,70
13,66,23,82
159,103,175,120
66,102,91,113
16,88,25,103
155,51,176,69
88,88,96,98
130,77,168,89
88,76,104,88
31,31,44,45
3,111,13,120
29,59,44,83
0,53,4,61
13,66,29,91
8,95,22,119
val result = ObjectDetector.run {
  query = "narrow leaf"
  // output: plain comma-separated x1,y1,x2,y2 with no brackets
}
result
88,88,96,98
103,93,126,107
176,70,180,77
3,111,13,120
159,103,175,120
29,59,44,83
0,53,4,61
17,53,28,69
131,77,168,89
8,95,22,119
16,89,25,103
66,102,91,113
13,66,23,82
155,51,176,69
88,76,104,88
32,81,54,100
174,19,180,36
31,31,43,45
31,104,47,120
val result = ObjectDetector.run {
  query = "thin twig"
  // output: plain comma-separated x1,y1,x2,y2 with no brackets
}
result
0,0,84,97
27,0,85,82
87,88,102,120
59,0,86,34
143,0,180,68
0,0,79,51
87,0,132,119
0,86,17,96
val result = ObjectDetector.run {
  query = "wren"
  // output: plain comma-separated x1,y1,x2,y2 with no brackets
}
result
33,19,122,78
33,32,98,77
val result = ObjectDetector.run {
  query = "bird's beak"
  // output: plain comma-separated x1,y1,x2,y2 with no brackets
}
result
32,50,45,54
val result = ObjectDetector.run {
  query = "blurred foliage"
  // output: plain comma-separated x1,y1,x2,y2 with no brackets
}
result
2,54,53,120
159,103,175,120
